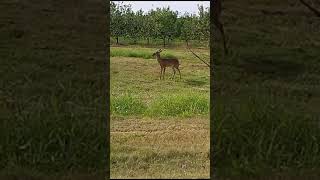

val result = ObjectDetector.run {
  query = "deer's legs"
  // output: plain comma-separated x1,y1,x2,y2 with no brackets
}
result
172,67,176,79
176,67,181,79
215,20,228,55
160,67,163,80
163,67,166,80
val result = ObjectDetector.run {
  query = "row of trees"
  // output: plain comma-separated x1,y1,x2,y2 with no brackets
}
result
110,1,210,47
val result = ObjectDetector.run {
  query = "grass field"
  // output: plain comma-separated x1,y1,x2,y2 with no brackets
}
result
211,0,320,179
0,1,108,178
110,46,210,178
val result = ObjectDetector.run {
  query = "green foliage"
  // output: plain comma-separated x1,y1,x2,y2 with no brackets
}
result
142,13,155,44
197,5,210,41
180,13,197,44
151,7,178,46
109,2,210,46
110,2,128,42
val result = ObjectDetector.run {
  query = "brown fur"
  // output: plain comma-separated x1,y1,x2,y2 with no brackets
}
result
152,49,181,80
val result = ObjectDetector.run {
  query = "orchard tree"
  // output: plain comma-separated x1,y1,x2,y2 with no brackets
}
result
123,8,140,43
110,1,122,44
180,13,197,46
143,10,156,45
134,9,145,43
197,4,210,43
125,9,146,43
152,7,178,47
174,16,183,41
110,2,132,44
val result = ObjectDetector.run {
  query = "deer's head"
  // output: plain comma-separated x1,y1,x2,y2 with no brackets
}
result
152,49,162,58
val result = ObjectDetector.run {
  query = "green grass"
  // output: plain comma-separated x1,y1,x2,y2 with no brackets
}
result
110,48,154,59
214,94,320,177
211,0,320,179
111,92,209,118
111,94,147,116
110,45,210,178
146,93,209,117
1,49,107,177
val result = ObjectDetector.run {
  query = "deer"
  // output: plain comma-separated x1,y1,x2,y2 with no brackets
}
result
213,0,228,55
152,49,181,80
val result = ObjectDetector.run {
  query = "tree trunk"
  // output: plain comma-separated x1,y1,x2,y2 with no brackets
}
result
147,37,149,45
163,37,166,48
168,37,172,46
116,37,119,44
186,39,189,46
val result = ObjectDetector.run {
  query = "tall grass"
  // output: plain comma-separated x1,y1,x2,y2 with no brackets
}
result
147,93,209,117
111,94,146,116
111,49,153,59
111,93,209,118
110,48,181,60
1,55,107,175
213,94,320,177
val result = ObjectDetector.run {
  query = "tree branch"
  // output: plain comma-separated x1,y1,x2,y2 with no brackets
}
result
300,0,320,17
186,45,211,68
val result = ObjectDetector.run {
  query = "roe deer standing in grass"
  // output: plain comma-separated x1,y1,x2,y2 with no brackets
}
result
152,49,181,80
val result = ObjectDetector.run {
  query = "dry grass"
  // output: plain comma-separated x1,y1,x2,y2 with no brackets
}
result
110,117,210,179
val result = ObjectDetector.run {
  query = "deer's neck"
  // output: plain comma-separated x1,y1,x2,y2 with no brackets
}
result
156,55,162,63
